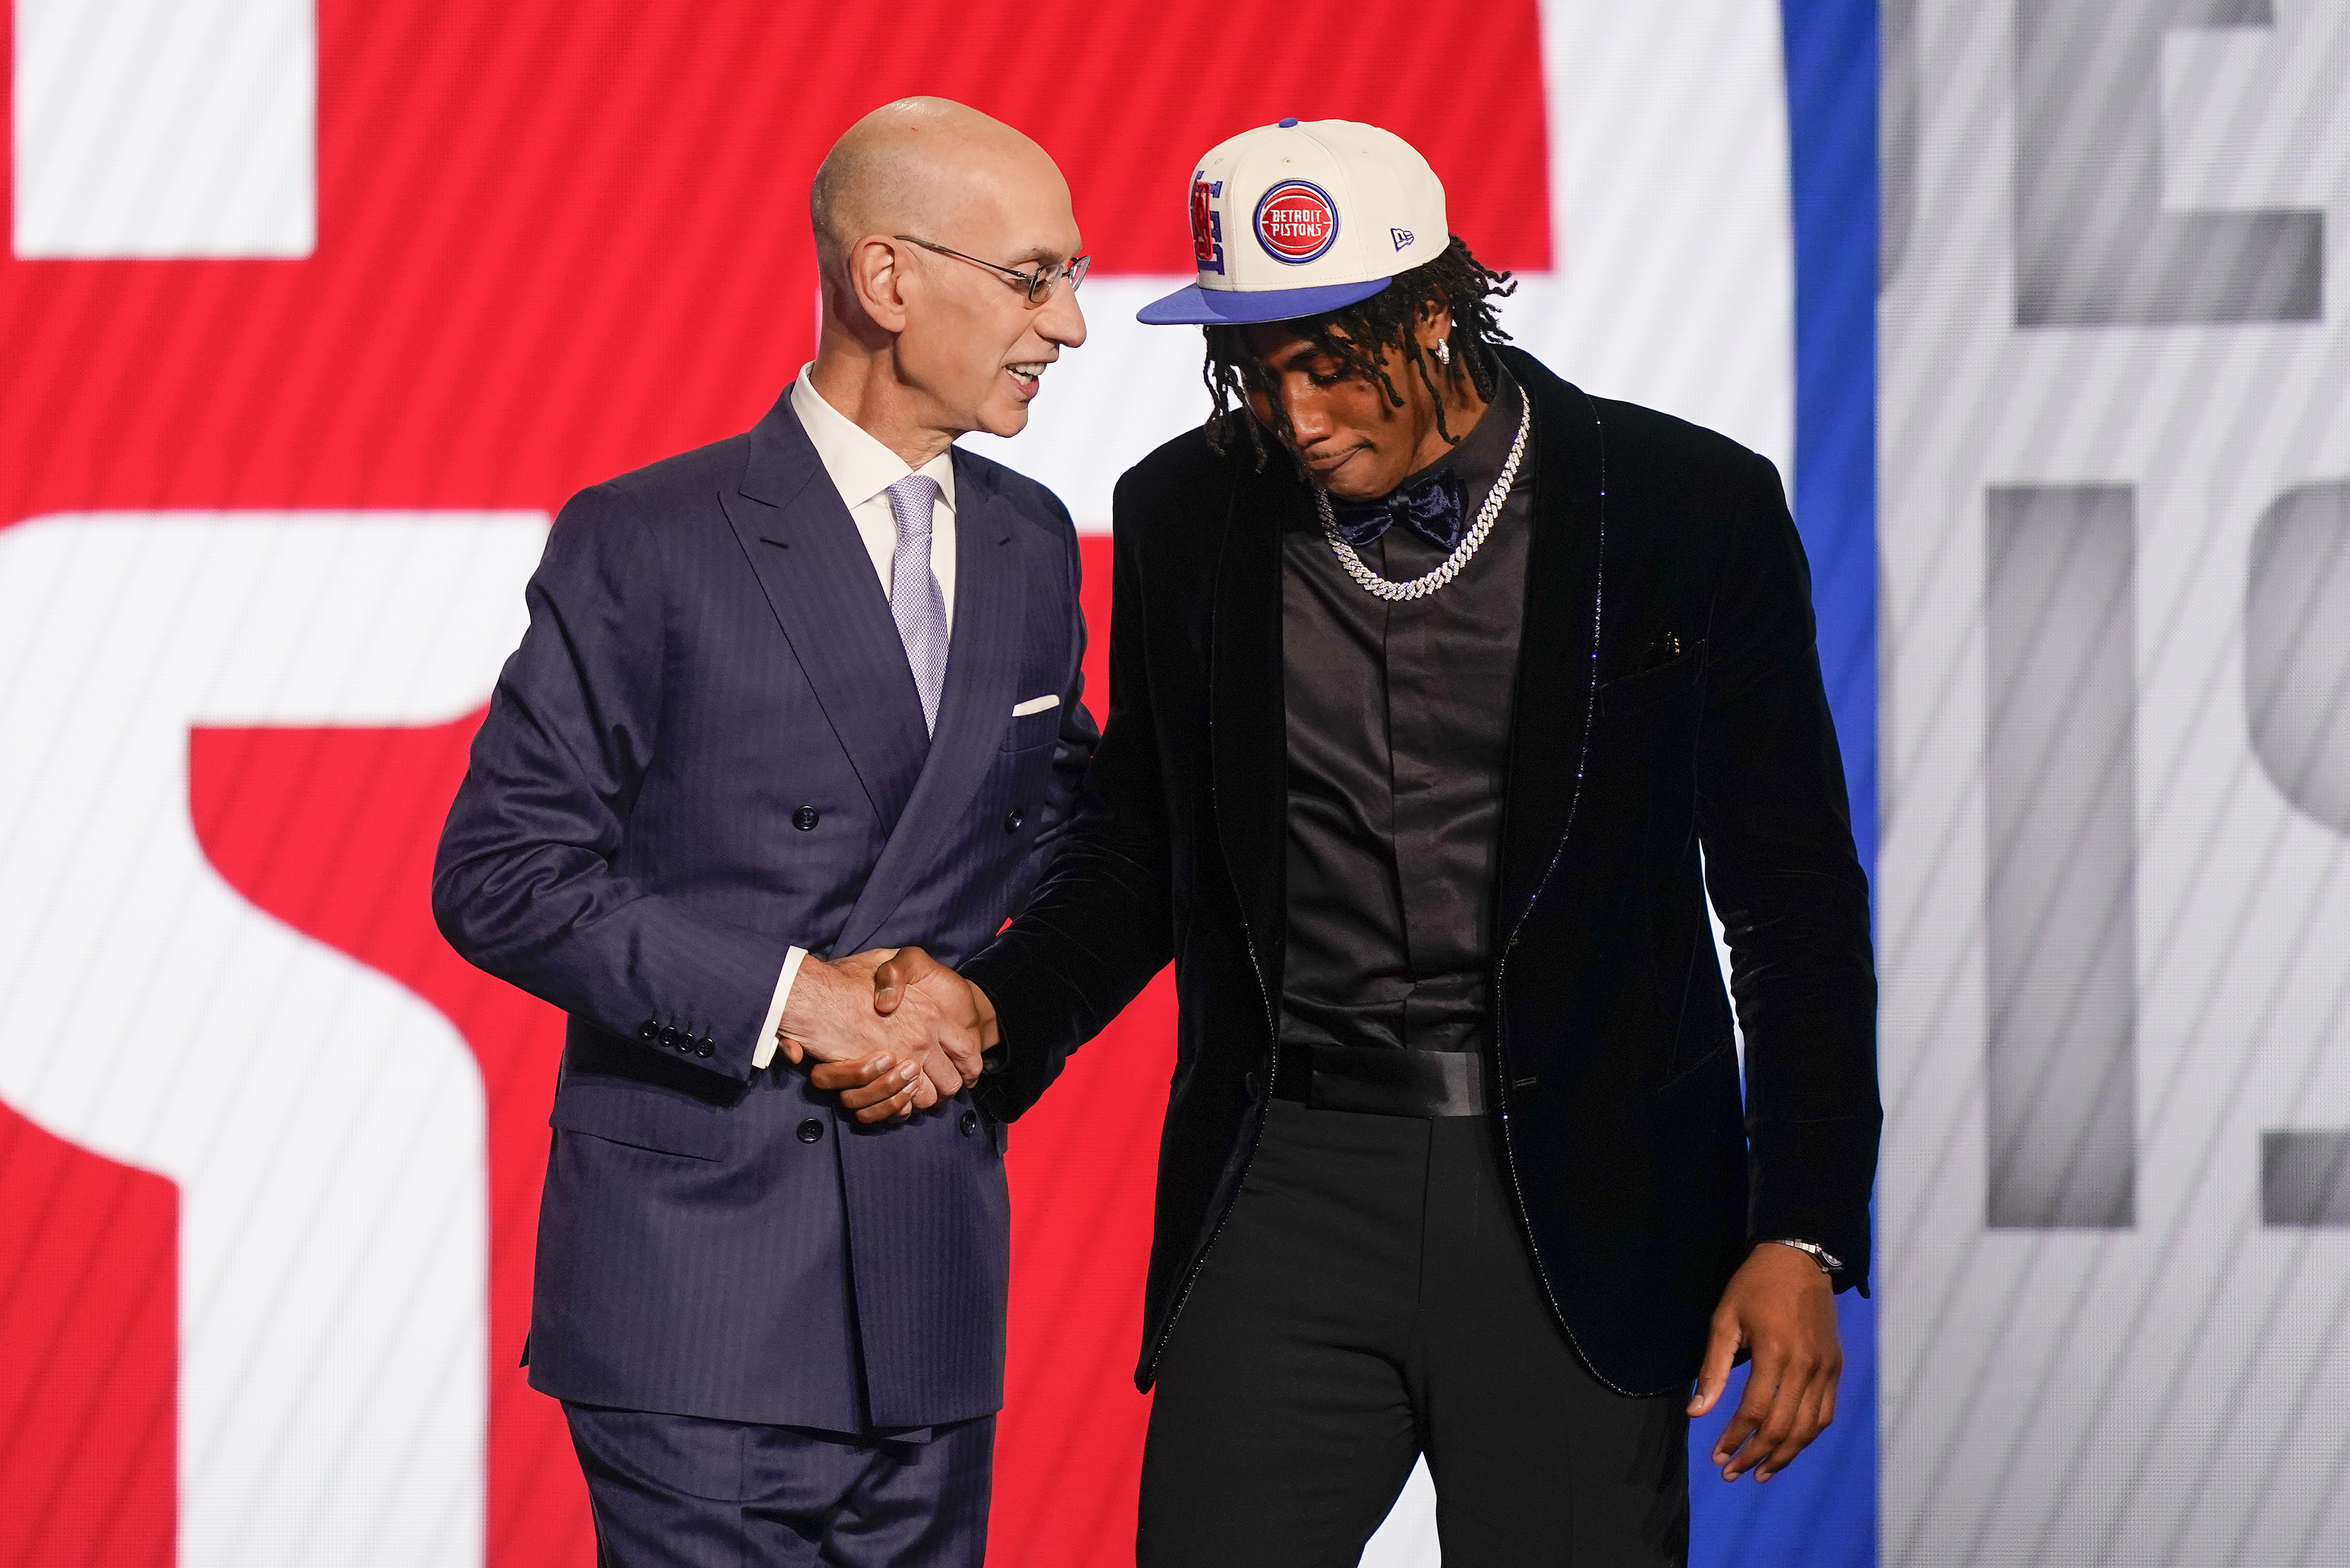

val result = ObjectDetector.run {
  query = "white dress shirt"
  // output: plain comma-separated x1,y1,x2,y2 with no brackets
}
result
752,368,960,1068
787,365,959,631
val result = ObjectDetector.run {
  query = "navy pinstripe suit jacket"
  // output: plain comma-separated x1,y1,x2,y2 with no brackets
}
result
433,387,1097,1433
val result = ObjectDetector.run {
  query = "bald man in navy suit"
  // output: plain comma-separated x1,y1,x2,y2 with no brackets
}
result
433,97,1097,1566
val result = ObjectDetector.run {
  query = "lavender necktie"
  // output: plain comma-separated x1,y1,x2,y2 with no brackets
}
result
884,474,949,734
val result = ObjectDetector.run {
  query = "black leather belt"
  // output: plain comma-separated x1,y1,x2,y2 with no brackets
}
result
1270,1043,1491,1118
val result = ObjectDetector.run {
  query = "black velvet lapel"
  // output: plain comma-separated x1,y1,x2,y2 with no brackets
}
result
1495,347,1610,936
722,389,931,831
1209,458,1292,983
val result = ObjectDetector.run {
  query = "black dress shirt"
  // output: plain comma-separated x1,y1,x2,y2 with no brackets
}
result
1277,369,1532,1111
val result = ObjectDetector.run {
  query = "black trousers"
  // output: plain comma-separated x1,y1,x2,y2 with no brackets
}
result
1139,1099,1688,1568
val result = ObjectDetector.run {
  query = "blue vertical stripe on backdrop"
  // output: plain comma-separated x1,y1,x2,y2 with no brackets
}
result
1688,3,1879,1566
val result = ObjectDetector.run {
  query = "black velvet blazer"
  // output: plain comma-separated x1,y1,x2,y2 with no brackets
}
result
962,346,1880,1397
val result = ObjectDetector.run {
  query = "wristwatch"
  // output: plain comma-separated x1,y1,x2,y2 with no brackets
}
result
1767,1238,1843,1276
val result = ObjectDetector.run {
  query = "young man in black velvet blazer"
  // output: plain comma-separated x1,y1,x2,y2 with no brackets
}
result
830,118,1880,1566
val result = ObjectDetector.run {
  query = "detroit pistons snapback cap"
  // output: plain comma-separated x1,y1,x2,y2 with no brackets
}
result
1137,118,1449,327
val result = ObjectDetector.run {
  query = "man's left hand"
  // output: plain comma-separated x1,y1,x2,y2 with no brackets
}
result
1688,1242,1843,1482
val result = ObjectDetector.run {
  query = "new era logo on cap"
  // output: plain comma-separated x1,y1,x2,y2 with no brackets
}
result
1137,118,1449,327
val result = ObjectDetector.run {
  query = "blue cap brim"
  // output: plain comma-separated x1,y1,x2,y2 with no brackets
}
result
1136,276,1393,326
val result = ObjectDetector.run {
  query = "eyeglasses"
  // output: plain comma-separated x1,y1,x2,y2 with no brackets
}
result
893,235,1091,304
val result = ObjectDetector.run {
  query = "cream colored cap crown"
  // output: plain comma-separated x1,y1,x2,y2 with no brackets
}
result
1137,117,1449,327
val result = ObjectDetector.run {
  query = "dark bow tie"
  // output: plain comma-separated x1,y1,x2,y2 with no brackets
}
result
1327,467,1468,554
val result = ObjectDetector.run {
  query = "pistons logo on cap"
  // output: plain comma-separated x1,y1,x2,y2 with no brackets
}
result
1254,179,1338,264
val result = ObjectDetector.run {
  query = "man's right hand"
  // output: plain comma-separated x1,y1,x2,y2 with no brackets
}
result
778,953,976,1119
809,946,997,1121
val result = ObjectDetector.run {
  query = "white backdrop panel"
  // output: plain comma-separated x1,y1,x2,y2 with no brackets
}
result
0,514,545,1568
1879,2,2350,1563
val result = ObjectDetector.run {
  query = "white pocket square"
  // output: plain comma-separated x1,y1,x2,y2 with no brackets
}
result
1011,694,1059,717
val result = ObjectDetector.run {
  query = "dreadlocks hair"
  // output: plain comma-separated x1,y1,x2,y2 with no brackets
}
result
1200,235,1517,470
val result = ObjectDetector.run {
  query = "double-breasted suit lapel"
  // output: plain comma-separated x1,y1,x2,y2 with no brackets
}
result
722,395,932,833
721,398,1033,956
835,452,1028,953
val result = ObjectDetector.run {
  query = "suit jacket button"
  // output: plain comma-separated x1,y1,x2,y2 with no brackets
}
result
793,806,820,831
639,1020,660,1042
658,1025,681,1049
959,1108,979,1136
1003,807,1025,833
695,1034,714,1058
796,1118,825,1144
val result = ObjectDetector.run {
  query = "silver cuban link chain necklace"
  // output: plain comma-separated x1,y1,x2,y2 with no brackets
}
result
1313,393,1531,602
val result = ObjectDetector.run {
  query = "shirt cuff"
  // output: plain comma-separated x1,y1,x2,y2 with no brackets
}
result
752,946,809,1070
1764,1237,1844,1274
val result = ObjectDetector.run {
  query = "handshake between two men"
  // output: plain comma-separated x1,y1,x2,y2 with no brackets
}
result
775,947,993,1122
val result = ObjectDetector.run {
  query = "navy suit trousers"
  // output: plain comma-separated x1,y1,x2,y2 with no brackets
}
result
564,1402,994,1568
